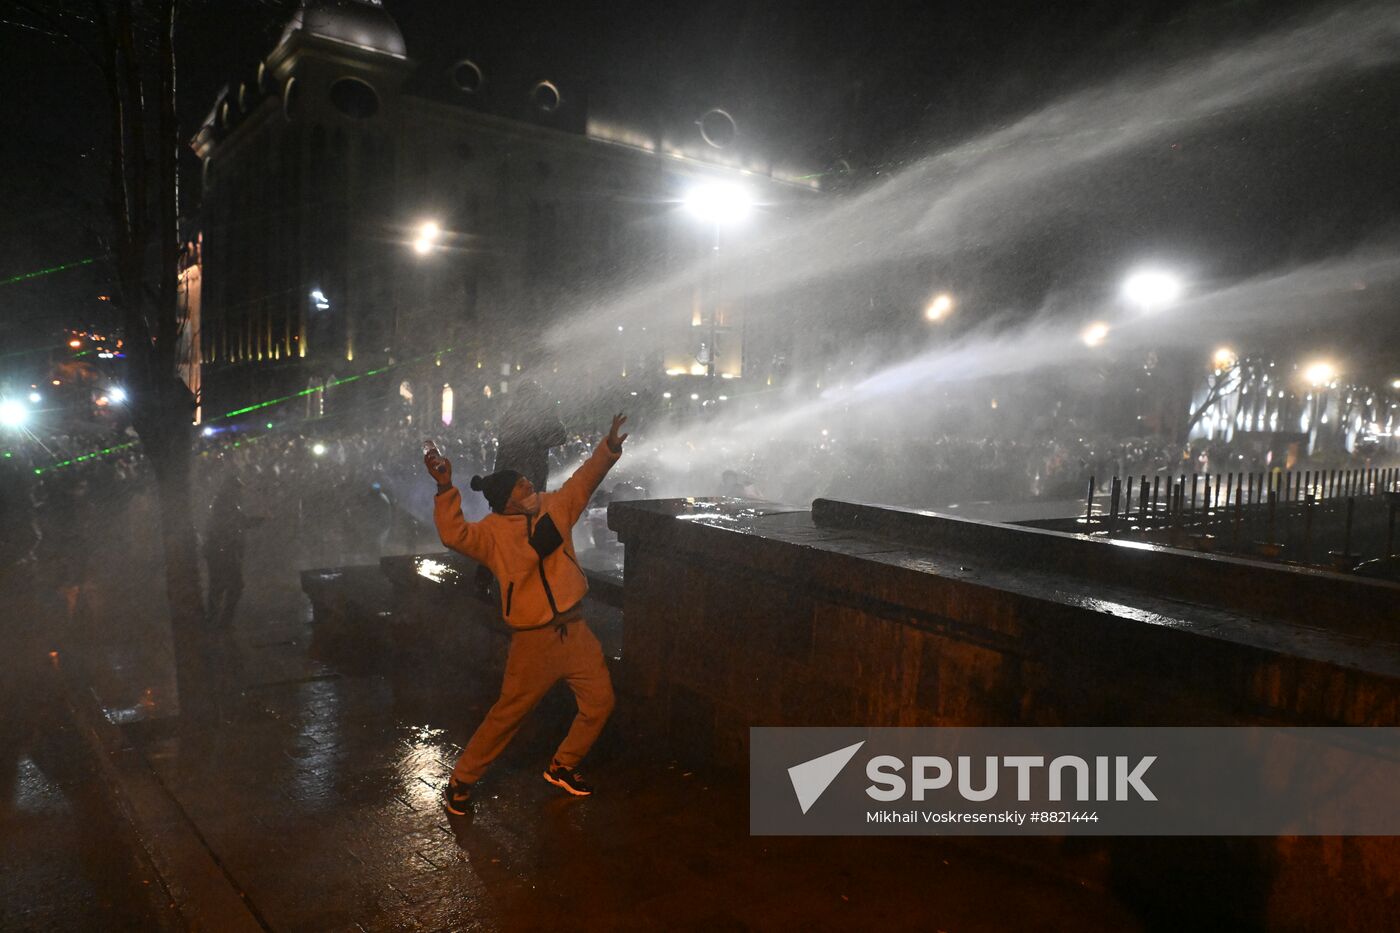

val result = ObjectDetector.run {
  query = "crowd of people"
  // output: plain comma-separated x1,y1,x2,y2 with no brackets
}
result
2,406,1391,587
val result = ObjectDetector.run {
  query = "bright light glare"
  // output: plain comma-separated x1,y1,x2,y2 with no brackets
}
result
27,391,41,403
108,387,127,403
202,426,215,437
312,442,327,456
1122,269,1182,312
0,400,26,428
682,181,752,225
413,220,441,255
68,339,82,348
924,293,954,322
1304,361,1336,387
1081,322,1110,347
1213,347,1237,370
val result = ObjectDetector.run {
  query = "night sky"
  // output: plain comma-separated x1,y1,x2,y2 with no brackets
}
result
2,0,1397,374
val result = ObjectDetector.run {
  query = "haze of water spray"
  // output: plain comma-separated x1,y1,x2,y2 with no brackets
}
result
545,1,1400,355
622,246,1400,498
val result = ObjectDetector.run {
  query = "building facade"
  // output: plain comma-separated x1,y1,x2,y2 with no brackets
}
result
191,0,820,426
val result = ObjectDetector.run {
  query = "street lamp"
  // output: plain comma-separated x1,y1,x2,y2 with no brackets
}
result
1122,268,1182,314
924,292,954,323
0,399,27,429
1304,360,1336,388
1213,346,1238,371
682,181,752,225
1303,360,1338,455
1081,321,1110,348
412,220,440,255
682,180,753,382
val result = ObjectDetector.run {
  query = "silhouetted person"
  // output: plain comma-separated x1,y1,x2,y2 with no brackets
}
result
493,381,567,491
203,475,263,629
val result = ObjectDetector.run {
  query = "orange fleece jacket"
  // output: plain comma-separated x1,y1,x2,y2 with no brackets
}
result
433,439,620,628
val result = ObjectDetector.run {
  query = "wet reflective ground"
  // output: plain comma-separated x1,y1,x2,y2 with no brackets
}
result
1,481,1142,930
0,704,167,930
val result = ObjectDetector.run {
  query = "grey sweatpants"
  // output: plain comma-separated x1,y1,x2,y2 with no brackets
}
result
452,618,615,783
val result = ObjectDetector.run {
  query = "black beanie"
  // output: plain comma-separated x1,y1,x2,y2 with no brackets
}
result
470,470,521,513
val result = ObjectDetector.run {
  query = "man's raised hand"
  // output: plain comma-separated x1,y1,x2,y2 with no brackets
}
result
424,443,452,486
607,413,629,454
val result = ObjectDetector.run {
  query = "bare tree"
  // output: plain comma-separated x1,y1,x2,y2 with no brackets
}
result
9,0,208,712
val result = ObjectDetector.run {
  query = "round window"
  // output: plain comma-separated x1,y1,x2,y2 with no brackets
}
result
530,80,561,113
451,60,483,93
699,108,737,149
282,77,300,120
330,77,379,119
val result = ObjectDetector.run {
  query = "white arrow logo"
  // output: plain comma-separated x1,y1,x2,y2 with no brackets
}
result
787,741,866,814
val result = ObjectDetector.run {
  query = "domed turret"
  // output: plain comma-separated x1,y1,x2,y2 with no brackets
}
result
279,0,407,59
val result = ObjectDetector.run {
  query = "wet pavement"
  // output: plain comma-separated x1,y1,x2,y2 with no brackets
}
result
0,690,170,931
2,482,1144,931
125,636,1142,932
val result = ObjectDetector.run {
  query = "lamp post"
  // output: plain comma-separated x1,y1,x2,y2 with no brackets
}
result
1121,268,1182,314
683,181,752,384
1304,360,1337,455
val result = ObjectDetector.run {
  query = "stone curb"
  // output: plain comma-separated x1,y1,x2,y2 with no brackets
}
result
53,657,267,933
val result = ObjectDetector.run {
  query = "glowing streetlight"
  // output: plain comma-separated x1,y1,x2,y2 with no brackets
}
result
68,338,82,348
1081,321,1110,347
1122,268,1182,313
1212,347,1237,371
27,391,41,403
108,386,127,403
1,400,28,428
412,220,441,255
312,442,327,456
1391,378,1400,390
682,181,752,226
924,292,954,322
1304,361,1337,388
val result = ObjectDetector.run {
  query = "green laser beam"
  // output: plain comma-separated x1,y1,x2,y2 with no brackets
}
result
0,256,96,286
29,346,455,474
33,441,139,475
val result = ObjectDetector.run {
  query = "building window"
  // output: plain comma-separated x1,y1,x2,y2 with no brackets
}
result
530,80,561,113
451,60,483,93
699,108,737,149
282,77,300,120
330,77,379,119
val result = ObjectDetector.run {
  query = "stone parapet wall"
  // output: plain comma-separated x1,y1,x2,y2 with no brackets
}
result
608,497,1400,930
